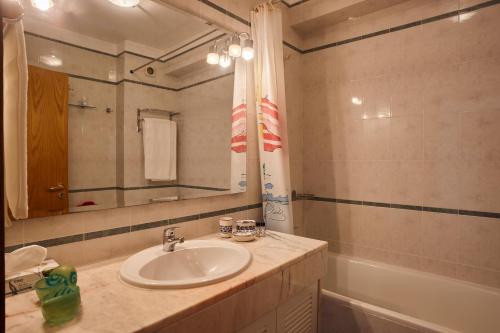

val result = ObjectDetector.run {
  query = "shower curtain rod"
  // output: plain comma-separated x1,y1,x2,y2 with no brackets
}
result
129,29,219,74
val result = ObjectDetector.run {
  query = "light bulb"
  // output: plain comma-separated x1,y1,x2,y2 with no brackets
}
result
242,39,254,61
206,45,219,65
242,47,254,61
228,35,242,57
219,53,232,68
31,0,54,11
108,0,140,7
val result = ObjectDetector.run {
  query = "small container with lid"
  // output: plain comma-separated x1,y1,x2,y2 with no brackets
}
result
218,217,234,238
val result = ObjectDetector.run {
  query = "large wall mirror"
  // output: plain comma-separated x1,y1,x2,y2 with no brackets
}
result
13,0,248,218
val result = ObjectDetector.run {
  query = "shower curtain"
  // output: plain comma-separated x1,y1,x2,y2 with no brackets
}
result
230,58,248,193
3,19,29,222
251,3,293,233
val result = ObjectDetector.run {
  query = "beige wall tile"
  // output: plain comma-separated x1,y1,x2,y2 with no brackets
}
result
456,264,500,290
331,161,364,201
389,209,422,256
361,161,392,203
459,5,500,61
391,160,424,206
424,111,459,161
23,214,85,244
457,57,500,114
459,215,500,271
423,160,460,209
460,110,500,161
390,115,423,160
421,212,460,262
459,160,500,213
5,221,23,247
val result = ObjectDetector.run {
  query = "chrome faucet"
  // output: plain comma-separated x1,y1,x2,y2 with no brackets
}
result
163,227,184,252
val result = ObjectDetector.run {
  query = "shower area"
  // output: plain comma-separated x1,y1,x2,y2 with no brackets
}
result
284,0,500,332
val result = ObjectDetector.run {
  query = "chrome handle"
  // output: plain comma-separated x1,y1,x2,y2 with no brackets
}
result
164,227,180,239
48,184,65,192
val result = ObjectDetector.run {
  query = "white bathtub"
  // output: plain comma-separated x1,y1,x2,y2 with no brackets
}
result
320,253,500,333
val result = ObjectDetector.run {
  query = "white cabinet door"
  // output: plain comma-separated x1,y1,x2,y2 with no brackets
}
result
276,284,318,333
238,310,277,333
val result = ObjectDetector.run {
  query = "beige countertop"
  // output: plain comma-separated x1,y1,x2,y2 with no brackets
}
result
6,232,327,333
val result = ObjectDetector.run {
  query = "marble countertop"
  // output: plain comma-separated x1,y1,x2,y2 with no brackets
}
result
6,232,327,333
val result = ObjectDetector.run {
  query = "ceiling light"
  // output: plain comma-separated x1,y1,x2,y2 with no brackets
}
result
31,0,54,11
206,44,219,65
108,0,140,8
228,35,242,58
39,54,62,67
219,52,232,68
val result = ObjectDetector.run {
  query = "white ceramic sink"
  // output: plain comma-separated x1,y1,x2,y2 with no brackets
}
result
119,240,252,288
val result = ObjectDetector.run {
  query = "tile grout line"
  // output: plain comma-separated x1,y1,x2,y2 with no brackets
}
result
306,196,500,219
4,203,263,252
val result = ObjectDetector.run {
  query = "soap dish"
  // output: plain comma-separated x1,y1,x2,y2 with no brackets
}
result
233,231,256,242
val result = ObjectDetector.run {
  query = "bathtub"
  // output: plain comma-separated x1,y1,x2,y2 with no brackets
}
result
320,253,500,333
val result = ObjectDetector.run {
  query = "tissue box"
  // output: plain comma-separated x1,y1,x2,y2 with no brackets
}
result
5,259,59,297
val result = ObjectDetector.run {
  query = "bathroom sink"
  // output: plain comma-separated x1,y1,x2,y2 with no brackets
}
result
119,240,252,288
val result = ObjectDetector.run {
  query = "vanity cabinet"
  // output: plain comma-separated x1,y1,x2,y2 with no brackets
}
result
238,284,318,333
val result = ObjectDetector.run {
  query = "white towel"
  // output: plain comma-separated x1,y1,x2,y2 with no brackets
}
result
143,118,177,181
3,20,28,222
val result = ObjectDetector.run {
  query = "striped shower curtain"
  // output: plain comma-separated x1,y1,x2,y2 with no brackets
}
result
230,58,248,193
251,3,294,233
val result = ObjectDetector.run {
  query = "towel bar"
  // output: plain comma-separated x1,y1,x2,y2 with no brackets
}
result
137,108,179,132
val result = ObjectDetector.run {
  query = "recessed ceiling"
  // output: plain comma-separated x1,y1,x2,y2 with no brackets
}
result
20,0,214,52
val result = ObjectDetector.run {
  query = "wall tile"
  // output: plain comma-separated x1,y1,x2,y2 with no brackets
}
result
421,212,460,262
457,57,500,114
424,111,459,160
456,264,500,290
388,209,422,255
423,159,460,209
459,160,500,213
391,160,424,206
361,161,392,203
459,215,500,271
332,161,364,201
459,5,500,61
460,110,500,161
390,115,423,160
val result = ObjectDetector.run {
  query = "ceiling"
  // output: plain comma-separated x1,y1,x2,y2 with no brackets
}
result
281,0,307,6
20,0,214,52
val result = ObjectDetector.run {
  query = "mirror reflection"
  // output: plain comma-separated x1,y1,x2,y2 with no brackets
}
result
16,0,247,218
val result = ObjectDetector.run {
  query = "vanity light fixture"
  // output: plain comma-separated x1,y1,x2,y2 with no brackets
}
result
206,32,254,67
107,0,140,8
31,0,54,11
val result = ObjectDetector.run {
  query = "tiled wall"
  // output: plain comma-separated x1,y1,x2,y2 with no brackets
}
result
178,73,233,189
301,0,500,289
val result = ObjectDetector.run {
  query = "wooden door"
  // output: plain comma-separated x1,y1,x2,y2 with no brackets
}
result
27,65,68,218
